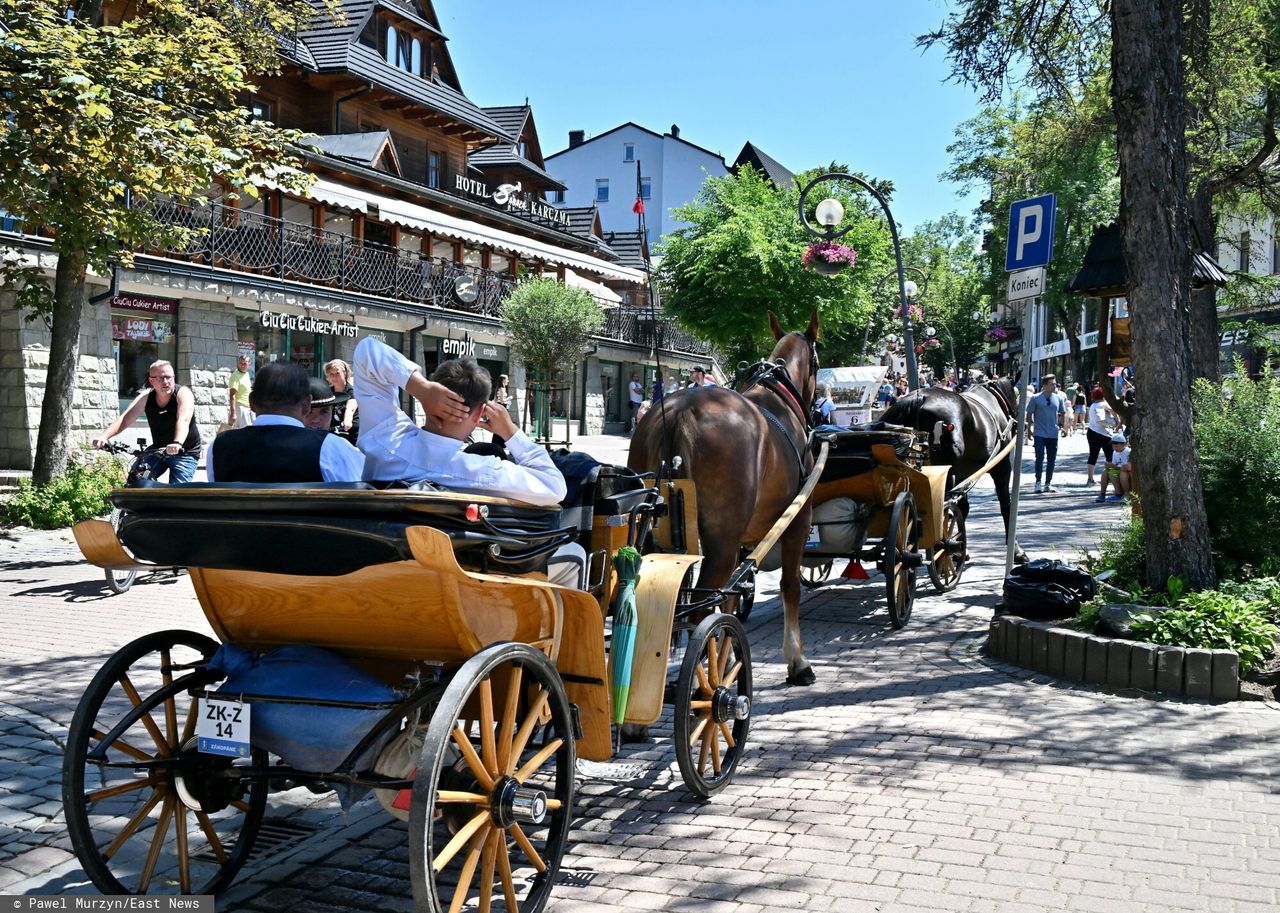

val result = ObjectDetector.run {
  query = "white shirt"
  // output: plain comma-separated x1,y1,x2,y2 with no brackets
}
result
1109,446,1131,468
629,380,643,405
1086,401,1112,435
205,415,366,483
353,337,567,506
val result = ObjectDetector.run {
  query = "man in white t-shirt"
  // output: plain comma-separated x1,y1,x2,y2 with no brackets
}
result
1097,432,1132,501
628,374,644,431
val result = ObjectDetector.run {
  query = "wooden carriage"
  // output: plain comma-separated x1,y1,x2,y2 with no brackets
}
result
66,472,750,912
800,424,966,627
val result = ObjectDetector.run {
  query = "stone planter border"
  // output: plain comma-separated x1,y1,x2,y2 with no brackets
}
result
987,615,1239,700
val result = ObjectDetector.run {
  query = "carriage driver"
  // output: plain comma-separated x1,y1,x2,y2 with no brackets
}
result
352,337,586,588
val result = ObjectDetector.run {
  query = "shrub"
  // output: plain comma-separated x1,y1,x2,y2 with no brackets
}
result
1083,515,1146,594
2,450,126,529
1129,590,1278,675
1192,367,1280,578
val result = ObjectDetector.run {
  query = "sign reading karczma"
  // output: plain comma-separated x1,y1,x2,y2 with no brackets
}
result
259,311,358,338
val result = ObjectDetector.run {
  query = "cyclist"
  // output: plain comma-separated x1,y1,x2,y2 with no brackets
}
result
93,360,201,483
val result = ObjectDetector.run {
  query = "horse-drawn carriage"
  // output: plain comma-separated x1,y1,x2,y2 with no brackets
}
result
66,466,751,911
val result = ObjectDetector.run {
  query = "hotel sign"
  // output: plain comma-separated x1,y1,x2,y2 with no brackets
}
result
259,310,358,338
453,175,570,228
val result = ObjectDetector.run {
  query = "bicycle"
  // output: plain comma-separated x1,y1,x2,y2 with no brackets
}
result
99,439,179,594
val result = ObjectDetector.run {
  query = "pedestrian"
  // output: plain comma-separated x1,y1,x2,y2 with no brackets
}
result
1062,382,1077,435
651,371,665,404
228,354,254,428
628,373,644,432
492,373,511,409
1084,387,1119,486
1072,386,1087,436
1097,432,1132,502
1026,373,1067,493
93,360,202,483
324,358,359,444
812,384,835,425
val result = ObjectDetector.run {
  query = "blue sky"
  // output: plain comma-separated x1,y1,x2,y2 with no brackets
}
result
441,1,988,234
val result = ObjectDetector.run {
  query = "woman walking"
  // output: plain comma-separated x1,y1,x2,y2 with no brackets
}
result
1084,387,1118,486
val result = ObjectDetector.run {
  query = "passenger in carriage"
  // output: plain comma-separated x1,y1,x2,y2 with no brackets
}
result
205,363,365,483
353,337,585,587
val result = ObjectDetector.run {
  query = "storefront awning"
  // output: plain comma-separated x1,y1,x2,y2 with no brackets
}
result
309,180,646,284
564,269,623,306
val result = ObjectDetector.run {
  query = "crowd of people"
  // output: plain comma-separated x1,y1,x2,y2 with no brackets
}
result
1024,372,1132,502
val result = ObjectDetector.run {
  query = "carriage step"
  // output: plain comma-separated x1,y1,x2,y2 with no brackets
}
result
576,759,652,782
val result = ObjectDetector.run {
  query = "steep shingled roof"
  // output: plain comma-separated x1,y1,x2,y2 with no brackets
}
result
603,230,650,271
1068,222,1228,295
733,142,795,188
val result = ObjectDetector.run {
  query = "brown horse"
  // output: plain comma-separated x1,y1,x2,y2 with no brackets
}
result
628,310,822,685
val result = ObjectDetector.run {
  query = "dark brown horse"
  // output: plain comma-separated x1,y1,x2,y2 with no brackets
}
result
628,310,822,685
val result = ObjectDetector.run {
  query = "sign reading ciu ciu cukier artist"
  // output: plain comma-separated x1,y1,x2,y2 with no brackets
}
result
259,310,358,338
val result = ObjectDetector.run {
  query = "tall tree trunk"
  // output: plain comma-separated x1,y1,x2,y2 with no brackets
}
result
32,247,88,486
1111,0,1216,590
1187,184,1220,383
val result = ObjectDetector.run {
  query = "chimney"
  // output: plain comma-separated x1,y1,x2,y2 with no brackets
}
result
670,124,680,139
568,130,585,148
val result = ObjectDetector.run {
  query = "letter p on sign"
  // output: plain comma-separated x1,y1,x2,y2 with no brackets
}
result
1005,194,1057,272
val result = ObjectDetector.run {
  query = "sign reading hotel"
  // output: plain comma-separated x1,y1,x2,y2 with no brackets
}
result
259,310,358,338
453,175,570,228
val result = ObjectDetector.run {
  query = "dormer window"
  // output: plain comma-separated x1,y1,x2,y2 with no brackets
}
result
362,14,431,78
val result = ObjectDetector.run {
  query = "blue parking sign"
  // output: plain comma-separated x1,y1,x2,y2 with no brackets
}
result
1005,194,1056,272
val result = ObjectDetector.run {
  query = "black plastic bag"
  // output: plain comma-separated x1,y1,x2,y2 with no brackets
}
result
1001,559,1097,619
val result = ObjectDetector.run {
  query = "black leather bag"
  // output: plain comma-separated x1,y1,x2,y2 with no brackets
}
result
1002,559,1097,619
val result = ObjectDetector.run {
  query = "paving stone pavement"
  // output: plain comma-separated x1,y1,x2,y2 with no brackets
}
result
2,433,1278,911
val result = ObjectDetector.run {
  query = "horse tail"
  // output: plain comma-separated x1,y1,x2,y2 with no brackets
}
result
663,408,701,480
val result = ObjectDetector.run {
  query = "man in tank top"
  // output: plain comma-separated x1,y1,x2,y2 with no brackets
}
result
94,360,202,483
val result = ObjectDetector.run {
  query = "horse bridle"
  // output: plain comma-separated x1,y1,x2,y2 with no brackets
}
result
738,334,819,478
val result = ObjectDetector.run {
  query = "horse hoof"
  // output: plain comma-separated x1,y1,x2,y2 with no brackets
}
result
786,667,817,687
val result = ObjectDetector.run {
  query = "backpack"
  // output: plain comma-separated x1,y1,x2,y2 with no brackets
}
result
1001,559,1097,620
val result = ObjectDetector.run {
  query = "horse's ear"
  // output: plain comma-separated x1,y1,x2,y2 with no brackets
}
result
767,311,784,341
805,307,820,342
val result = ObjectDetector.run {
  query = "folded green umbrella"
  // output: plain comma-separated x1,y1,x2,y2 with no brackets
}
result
609,546,643,726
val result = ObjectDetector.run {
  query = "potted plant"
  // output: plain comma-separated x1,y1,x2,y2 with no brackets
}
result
802,240,858,276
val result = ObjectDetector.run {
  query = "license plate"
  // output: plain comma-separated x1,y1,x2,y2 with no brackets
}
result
197,697,251,758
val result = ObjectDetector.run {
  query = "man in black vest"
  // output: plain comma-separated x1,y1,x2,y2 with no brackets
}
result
206,363,365,483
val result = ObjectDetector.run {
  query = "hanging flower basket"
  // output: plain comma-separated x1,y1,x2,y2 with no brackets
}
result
986,326,1009,342
893,303,925,323
803,241,858,276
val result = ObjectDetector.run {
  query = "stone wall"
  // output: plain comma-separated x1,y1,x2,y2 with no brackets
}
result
176,297,238,445
581,358,606,435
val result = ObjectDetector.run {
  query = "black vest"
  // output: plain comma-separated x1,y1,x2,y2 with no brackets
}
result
213,424,327,483
145,388,201,454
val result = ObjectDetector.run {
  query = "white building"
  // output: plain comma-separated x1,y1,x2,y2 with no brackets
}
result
544,123,728,248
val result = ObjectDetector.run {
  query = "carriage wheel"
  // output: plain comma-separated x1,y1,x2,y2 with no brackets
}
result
105,508,139,595
927,501,968,594
409,643,575,913
882,493,920,629
63,630,266,896
732,566,756,622
800,560,834,590
673,613,752,798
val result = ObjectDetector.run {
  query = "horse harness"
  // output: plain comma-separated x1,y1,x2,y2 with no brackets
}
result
737,339,819,483
962,381,1016,445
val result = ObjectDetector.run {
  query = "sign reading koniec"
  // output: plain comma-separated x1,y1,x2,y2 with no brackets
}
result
1006,266,1046,302
259,310,358,338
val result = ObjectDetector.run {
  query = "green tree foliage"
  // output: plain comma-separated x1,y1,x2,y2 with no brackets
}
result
0,0,331,483
2,449,125,529
657,166,895,368
900,214,993,376
500,278,604,383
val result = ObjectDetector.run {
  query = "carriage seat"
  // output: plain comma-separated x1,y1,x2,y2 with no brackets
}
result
550,452,651,552
815,423,918,482
111,482,569,578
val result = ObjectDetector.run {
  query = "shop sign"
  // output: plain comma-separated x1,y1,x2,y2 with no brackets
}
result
452,175,570,228
111,315,172,342
259,310,358,338
111,293,178,315
440,333,476,359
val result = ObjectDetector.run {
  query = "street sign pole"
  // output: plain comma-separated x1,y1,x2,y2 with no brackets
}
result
1005,296,1034,574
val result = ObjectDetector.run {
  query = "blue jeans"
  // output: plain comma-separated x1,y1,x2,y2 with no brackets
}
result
1033,435,1058,486
140,453,198,485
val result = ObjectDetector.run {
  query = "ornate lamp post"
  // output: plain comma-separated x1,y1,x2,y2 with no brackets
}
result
798,171,920,390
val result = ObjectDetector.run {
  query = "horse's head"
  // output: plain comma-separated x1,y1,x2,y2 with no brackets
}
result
766,308,820,405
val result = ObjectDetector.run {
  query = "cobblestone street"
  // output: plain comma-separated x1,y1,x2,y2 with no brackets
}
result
2,434,1279,912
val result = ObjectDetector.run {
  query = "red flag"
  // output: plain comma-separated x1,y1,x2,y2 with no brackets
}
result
633,159,645,214
632,197,645,215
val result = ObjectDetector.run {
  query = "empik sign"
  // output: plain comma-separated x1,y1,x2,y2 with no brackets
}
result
1005,194,1056,272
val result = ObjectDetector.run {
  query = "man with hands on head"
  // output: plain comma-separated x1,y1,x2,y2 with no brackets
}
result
93,360,201,483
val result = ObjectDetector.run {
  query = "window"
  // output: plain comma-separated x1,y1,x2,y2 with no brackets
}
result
249,99,272,122
552,190,565,204
411,38,421,75
1239,230,1251,272
428,150,441,188
517,140,527,158
640,177,651,200
385,25,397,65
596,179,609,203
1272,237,1280,274
624,143,635,162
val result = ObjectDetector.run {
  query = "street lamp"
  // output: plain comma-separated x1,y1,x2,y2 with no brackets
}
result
863,265,928,365
798,171,920,390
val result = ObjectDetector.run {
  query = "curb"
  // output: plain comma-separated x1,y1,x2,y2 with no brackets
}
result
986,615,1239,700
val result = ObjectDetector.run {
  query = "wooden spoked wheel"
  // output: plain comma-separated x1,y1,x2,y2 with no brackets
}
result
673,613,752,798
105,508,139,595
409,643,575,913
927,501,968,594
882,492,919,629
63,630,266,896
800,560,834,590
